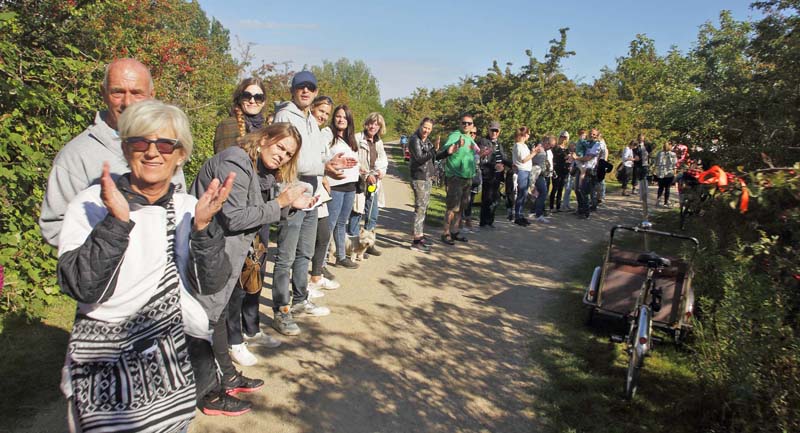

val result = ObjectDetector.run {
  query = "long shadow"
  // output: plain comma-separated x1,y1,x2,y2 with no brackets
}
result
0,312,70,433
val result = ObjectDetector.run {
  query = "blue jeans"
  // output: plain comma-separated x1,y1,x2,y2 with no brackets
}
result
533,174,547,217
328,189,355,261
514,170,531,219
348,190,379,235
273,208,318,311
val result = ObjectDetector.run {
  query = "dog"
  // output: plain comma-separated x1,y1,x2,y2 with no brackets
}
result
329,228,376,262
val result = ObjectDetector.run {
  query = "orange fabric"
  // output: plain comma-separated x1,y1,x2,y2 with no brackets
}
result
695,165,749,213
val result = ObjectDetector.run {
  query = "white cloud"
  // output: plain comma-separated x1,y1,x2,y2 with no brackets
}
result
239,19,319,30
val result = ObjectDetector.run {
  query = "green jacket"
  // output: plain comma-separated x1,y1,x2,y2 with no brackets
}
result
441,130,477,179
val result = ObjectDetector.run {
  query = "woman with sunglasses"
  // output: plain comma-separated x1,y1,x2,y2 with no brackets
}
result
214,78,268,154
191,122,314,412
58,100,235,430
210,78,284,368
307,96,343,290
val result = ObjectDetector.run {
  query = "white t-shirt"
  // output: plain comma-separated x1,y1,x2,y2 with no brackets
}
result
513,142,532,171
622,147,634,167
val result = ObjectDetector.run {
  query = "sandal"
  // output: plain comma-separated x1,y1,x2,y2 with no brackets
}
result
440,234,455,245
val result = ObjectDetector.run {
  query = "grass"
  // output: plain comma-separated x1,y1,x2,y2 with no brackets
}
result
527,210,709,433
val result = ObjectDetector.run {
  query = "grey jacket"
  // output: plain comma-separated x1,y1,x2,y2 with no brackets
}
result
39,111,186,247
190,146,285,323
273,101,326,181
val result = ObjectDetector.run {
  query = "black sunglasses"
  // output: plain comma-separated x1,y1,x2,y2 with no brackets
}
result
294,82,317,92
124,137,181,154
462,121,473,126
240,91,266,103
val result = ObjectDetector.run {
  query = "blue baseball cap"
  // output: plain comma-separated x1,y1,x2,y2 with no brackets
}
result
291,71,317,90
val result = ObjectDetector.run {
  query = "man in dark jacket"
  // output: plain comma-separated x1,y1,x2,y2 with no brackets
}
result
477,121,511,227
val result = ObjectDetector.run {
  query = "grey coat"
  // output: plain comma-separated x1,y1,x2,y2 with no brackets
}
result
190,146,285,322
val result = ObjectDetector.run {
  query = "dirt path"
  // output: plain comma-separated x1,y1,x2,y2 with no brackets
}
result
16,144,649,433
188,144,648,433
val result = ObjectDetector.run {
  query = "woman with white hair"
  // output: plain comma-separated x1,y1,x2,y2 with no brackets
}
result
58,100,234,431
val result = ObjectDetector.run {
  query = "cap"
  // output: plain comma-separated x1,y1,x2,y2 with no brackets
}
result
559,130,570,138
291,71,317,89
489,121,501,130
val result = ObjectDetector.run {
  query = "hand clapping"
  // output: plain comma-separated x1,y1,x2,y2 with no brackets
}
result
194,172,236,231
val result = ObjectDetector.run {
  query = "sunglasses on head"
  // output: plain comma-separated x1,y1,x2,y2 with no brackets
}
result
240,91,266,103
294,82,317,92
124,137,181,154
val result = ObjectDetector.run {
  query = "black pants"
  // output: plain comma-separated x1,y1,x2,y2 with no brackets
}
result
480,173,503,226
227,284,261,345
504,171,515,215
310,215,330,276
549,174,566,210
657,176,673,203
577,172,597,215
211,301,238,381
186,335,220,406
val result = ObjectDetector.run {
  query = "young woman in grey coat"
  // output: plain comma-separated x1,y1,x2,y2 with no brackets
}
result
190,122,314,413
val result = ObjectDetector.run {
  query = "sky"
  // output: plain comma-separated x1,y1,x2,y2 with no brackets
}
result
196,0,762,102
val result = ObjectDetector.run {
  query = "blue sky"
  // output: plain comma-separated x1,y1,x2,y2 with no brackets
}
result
197,0,761,102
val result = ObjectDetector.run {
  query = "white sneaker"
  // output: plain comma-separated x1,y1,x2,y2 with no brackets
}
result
243,331,282,348
536,216,551,223
308,277,340,291
291,300,330,317
229,343,257,366
308,287,325,299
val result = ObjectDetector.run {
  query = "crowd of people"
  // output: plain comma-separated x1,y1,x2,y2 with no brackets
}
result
39,58,685,432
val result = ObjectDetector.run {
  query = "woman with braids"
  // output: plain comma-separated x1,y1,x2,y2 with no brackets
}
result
213,78,268,154
209,78,283,367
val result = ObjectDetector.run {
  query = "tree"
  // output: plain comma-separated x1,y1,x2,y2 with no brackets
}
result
311,58,383,125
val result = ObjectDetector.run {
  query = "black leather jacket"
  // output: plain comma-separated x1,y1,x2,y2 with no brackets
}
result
408,131,436,180
477,137,512,178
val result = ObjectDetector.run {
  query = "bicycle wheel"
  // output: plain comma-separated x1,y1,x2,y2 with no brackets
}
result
624,346,642,400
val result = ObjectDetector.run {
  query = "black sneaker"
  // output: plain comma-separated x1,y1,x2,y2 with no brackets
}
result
200,390,252,416
411,239,431,253
365,246,382,256
440,234,455,245
336,257,359,269
451,232,468,242
514,218,530,226
322,267,336,280
272,308,301,336
223,371,264,395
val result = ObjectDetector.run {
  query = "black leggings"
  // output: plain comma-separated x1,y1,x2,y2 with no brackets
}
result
549,174,566,209
311,216,330,277
657,177,673,203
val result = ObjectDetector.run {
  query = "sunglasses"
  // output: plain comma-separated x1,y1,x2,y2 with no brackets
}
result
124,137,181,154
240,91,266,103
462,121,473,126
294,82,317,92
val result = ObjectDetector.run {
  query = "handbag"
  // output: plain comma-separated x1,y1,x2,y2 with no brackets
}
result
239,233,266,294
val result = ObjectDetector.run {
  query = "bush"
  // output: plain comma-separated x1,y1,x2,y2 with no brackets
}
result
688,165,800,432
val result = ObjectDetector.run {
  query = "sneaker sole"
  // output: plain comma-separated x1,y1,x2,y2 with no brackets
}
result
225,384,264,395
202,407,252,416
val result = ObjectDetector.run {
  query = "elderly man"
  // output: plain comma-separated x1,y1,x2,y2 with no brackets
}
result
477,121,511,228
39,58,186,247
436,114,478,245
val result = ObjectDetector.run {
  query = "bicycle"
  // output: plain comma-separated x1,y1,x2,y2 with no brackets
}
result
584,225,700,400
